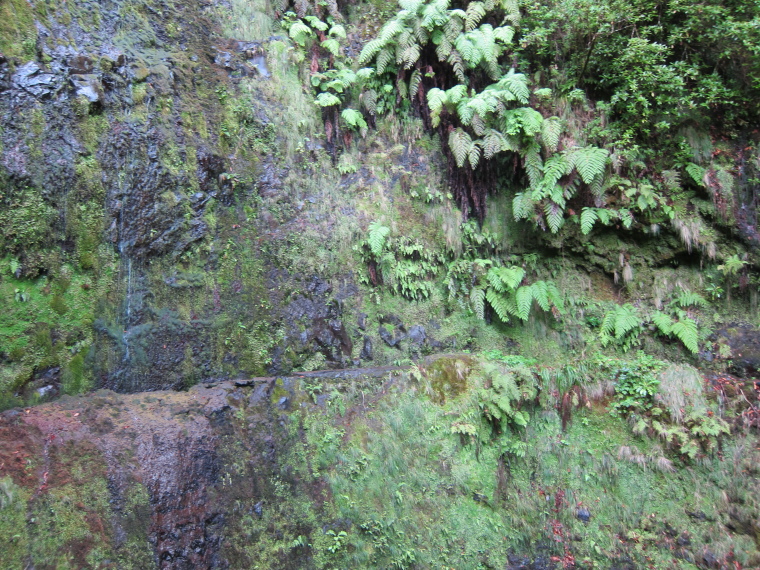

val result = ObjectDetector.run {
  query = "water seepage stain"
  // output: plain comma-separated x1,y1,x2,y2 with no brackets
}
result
426,355,473,404
247,54,270,78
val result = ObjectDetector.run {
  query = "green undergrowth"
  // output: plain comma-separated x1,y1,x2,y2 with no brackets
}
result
214,352,758,568
0,257,117,410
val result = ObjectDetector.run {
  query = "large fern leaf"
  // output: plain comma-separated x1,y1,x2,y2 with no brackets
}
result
613,304,640,339
471,288,486,320
568,146,609,184
541,116,562,153
465,1,486,31
580,207,598,235
515,285,533,320
671,318,699,353
486,288,511,323
651,311,673,336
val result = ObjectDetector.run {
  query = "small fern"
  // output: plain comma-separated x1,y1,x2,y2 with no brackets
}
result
367,222,390,257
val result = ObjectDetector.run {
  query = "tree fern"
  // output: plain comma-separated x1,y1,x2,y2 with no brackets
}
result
465,1,487,31
449,128,474,168
316,92,341,107
367,222,390,257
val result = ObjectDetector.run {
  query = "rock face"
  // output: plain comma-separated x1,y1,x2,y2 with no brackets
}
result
0,368,404,568
0,0,362,399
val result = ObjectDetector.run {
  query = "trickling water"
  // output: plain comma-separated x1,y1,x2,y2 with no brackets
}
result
123,256,132,362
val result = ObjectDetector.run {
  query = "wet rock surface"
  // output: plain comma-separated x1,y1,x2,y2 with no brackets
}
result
711,323,760,377
0,366,407,568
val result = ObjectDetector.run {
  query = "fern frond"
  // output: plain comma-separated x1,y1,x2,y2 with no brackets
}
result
495,71,530,104
315,92,341,107
544,201,564,233
449,128,473,168
471,288,485,320
468,140,482,169
465,1,486,31
541,116,562,153
531,281,550,312
493,25,514,45
367,221,390,257
685,163,706,188
515,285,533,320
409,69,422,100
671,318,699,353
651,311,673,336
321,38,341,56
675,290,708,308
523,144,543,189
328,24,347,38
447,49,466,83
486,288,511,322
376,48,395,75
512,192,534,221
580,207,598,235
568,146,609,184
542,154,572,188
361,89,377,115
359,39,384,64
613,304,639,339
288,20,314,47
546,282,564,314
496,265,524,290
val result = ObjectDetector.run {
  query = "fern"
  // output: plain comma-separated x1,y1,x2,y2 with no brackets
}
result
544,201,564,233
675,289,708,308
515,285,533,320
684,163,706,187
341,108,368,136
568,146,609,184
486,288,511,322
465,1,487,31
409,69,422,99
541,116,562,153
613,304,640,339
321,38,341,56
580,207,598,235
671,317,699,353
512,192,534,221
367,222,390,257
651,311,673,336
449,128,474,168
288,20,314,46
600,304,641,350
315,92,341,107
471,288,485,320
493,25,514,45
